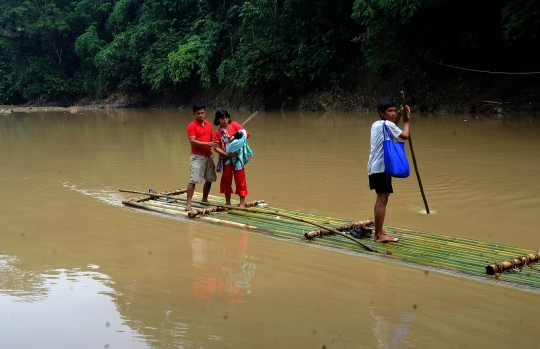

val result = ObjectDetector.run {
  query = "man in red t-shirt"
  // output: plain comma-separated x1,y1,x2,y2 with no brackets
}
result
186,104,217,211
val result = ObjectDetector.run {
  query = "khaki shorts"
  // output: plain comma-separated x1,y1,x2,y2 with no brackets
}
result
189,154,217,184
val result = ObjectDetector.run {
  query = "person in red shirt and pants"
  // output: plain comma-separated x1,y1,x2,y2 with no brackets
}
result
213,109,250,208
186,104,217,211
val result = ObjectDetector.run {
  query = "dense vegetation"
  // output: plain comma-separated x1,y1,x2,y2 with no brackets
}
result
0,0,538,105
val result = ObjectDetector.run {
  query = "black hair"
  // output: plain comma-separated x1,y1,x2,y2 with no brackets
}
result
377,100,395,118
213,109,232,126
193,104,206,113
233,130,243,139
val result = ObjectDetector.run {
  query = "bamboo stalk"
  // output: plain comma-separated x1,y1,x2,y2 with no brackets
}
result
141,199,517,270
241,111,259,127
378,236,518,264
135,189,188,203
187,200,266,218
304,219,374,239
401,91,430,214
485,252,540,275
269,207,352,224
123,200,187,216
385,227,531,256
125,199,282,234
148,199,309,231
143,201,521,265
358,231,522,266
119,188,378,253
121,189,540,288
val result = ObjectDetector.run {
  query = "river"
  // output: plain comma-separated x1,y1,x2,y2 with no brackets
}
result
1,108,539,348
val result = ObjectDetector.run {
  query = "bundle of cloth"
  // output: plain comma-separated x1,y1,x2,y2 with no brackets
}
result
225,129,253,170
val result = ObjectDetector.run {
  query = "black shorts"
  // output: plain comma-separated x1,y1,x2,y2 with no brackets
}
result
369,172,393,194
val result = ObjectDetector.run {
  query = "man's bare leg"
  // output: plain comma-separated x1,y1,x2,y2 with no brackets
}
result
239,196,246,208
225,193,232,206
186,183,196,211
374,193,390,242
202,181,212,202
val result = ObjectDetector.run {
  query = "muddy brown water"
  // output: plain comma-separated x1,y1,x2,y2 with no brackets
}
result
1,109,540,348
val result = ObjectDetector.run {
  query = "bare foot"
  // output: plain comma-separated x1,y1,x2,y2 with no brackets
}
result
185,206,191,211
374,235,398,243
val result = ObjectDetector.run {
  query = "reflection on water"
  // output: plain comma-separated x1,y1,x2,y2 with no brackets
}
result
0,254,47,302
370,266,416,348
0,261,148,349
191,230,256,306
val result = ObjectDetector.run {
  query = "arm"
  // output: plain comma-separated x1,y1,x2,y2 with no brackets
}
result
187,123,215,148
393,105,410,125
398,114,410,140
188,135,215,148
214,143,234,157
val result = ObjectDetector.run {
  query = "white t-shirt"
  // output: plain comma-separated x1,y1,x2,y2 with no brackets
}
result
367,120,403,175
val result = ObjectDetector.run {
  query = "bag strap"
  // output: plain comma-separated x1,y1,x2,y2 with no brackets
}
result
382,121,394,141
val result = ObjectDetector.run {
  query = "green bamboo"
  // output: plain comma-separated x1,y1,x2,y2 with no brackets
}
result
120,188,378,253
146,198,530,265
386,226,528,253
121,190,540,288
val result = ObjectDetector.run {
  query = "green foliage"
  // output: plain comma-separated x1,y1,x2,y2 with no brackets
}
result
109,0,137,29
0,0,539,104
167,36,201,85
502,0,540,41
75,26,103,66
351,0,443,25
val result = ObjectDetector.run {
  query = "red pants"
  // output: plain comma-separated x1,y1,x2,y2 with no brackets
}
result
220,163,248,196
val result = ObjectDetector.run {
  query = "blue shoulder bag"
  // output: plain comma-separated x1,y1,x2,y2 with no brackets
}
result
383,121,410,178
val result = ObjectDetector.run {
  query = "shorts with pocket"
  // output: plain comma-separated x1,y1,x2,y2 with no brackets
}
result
189,154,217,184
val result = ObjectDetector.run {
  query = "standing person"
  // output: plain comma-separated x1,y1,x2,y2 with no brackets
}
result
213,109,250,208
186,104,216,211
367,100,411,243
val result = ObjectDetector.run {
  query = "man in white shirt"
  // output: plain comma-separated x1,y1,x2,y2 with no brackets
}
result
367,100,411,243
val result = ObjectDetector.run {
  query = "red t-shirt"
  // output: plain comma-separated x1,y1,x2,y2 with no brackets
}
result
213,121,251,152
187,119,213,156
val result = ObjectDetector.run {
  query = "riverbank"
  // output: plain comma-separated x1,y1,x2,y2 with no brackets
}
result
1,105,107,114
3,65,539,114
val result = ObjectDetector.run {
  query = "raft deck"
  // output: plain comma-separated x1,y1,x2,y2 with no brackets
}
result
121,189,540,290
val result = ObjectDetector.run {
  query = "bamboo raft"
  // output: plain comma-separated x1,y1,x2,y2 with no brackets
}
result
120,189,540,290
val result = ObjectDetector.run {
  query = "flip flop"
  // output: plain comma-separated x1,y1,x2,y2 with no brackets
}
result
375,235,399,243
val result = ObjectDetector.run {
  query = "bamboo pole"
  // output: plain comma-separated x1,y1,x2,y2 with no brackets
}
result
241,111,259,127
401,91,430,214
124,200,275,233
304,219,374,239
485,251,540,275
121,190,540,287
139,198,527,266
123,200,186,216
187,200,266,218
135,189,188,203
385,226,531,255
119,188,378,253
379,231,519,263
